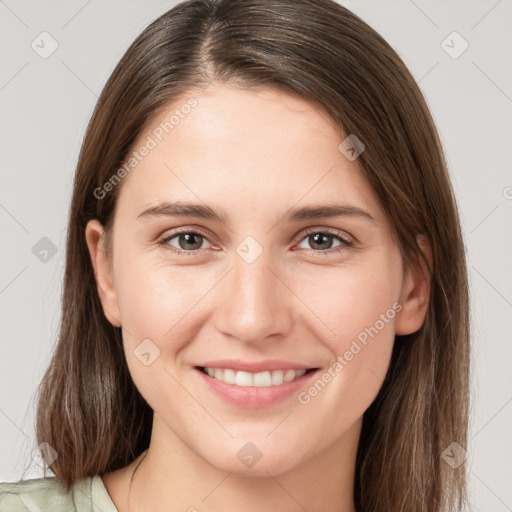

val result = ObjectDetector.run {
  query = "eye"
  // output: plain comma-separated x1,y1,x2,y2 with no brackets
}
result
295,229,353,255
158,230,213,256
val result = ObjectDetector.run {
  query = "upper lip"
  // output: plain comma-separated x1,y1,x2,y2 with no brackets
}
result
197,359,317,373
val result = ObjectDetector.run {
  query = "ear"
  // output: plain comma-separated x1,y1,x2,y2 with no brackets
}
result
395,235,433,335
85,219,122,327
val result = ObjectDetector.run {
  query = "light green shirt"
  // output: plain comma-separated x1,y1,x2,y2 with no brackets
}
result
0,475,118,512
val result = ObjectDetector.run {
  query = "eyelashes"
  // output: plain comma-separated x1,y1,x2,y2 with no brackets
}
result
295,228,353,254
157,227,354,257
159,230,211,255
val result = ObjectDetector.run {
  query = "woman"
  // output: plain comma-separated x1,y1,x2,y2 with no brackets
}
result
0,0,470,510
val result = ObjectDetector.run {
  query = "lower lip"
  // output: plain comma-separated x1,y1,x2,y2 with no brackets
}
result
194,367,319,408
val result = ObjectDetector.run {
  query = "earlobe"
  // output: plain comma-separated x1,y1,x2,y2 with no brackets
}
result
395,235,433,336
85,219,122,327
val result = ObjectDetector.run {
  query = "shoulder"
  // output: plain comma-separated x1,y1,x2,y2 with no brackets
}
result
0,474,112,512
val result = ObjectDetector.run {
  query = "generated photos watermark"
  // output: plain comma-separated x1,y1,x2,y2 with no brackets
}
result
297,301,402,405
93,97,198,200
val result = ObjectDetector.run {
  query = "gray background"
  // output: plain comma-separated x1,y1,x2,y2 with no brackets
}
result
1,0,511,510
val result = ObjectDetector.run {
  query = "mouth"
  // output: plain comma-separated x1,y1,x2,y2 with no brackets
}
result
195,366,319,387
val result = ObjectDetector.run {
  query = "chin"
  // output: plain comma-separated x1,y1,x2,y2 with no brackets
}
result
202,438,306,477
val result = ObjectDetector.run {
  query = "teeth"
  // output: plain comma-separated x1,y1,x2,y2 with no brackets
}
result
202,367,307,387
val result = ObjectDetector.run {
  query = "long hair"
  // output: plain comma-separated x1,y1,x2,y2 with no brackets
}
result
34,1,470,510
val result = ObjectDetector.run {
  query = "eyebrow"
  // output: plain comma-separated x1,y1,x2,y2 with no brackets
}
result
137,201,377,224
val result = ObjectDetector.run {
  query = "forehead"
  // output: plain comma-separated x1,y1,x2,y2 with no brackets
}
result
115,84,381,224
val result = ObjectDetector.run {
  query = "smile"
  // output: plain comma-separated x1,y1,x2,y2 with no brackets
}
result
198,367,315,387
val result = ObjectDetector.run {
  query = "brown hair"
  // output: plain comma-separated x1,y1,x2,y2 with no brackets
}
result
34,0,470,510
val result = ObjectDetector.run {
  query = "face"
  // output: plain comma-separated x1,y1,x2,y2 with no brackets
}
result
86,83,428,477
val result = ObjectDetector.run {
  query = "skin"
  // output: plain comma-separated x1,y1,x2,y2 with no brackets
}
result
86,83,431,512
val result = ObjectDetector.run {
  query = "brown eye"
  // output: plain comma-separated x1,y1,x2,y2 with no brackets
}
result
307,233,337,250
159,230,211,255
174,233,204,251
295,229,353,255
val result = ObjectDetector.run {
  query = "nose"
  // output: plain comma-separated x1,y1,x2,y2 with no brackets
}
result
213,252,293,346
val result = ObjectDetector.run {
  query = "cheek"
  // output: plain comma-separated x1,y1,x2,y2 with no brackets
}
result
113,253,222,399
295,263,400,346
114,255,200,414
294,266,399,407
114,250,201,339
